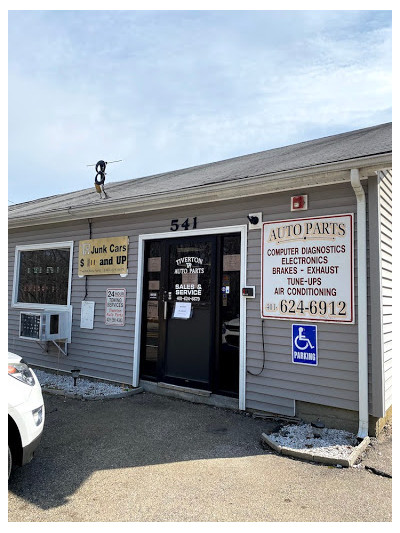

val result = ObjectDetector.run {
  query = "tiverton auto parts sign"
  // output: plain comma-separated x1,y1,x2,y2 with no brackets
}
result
261,214,354,323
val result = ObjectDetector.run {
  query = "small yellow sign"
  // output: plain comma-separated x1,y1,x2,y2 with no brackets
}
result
78,236,129,276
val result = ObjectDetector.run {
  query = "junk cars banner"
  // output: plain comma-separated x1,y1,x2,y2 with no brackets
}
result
261,214,354,323
78,236,129,276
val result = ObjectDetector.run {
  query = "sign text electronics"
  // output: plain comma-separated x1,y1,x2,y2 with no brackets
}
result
261,214,354,323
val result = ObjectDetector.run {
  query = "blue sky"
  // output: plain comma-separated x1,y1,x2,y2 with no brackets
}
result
8,10,392,204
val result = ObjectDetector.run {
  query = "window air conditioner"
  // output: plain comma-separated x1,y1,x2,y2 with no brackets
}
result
19,310,71,342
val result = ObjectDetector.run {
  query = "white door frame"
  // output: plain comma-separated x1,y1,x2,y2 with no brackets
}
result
132,224,248,410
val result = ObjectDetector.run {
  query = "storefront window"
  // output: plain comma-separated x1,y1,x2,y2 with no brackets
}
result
218,233,241,394
14,245,72,306
142,241,161,379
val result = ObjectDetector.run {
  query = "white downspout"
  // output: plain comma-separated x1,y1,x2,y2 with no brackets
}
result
350,168,369,438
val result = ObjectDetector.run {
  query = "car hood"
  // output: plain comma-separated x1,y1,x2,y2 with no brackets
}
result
8,352,22,364
225,318,240,327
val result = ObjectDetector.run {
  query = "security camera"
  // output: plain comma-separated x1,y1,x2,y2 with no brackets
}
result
247,215,259,225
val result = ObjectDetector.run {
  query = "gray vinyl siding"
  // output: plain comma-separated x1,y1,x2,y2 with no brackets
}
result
245,184,358,416
8,219,137,383
379,170,392,412
9,182,360,415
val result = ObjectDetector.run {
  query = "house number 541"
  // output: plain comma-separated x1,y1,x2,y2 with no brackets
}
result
170,217,198,231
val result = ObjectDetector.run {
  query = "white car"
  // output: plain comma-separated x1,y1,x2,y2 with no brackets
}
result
221,317,240,348
8,352,45,480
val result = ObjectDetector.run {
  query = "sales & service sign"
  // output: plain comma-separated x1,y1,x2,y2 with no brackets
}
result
261,214,354,323
78,236,129,276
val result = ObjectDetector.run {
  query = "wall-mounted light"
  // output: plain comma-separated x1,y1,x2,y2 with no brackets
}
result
247,215,259,225
247,212,263,230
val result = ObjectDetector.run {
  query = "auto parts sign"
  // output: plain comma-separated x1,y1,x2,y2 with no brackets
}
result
261,214,354,323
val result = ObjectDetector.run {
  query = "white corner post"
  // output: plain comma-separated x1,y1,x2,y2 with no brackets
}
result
350,168,369,438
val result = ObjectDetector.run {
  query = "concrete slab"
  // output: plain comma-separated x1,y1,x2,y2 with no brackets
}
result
140,379,239,409
261,433,281,453
157,382,211,396
260,432,370,468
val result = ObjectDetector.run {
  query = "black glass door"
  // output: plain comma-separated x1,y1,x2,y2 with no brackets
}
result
140,233,240,396
161,236,216,389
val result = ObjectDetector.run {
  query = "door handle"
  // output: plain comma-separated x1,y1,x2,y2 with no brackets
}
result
164,300,168,320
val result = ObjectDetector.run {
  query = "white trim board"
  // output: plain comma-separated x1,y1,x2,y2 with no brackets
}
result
132,225,248,411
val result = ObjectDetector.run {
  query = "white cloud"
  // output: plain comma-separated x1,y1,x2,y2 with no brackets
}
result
8,10,392,203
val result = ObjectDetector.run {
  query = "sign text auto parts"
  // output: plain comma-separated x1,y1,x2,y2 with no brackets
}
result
174,256,203,301
262,214,354,323
78,236,129,275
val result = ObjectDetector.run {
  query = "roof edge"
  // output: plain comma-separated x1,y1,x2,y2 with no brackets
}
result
9,153,392,229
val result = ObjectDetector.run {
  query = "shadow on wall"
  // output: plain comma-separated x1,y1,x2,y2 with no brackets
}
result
8,392,276,511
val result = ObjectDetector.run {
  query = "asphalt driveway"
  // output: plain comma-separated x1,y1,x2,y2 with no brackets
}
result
8,392,392,522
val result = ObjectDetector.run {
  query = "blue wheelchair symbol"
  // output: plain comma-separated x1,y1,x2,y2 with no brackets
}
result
292,324,318,365
294,327,315,350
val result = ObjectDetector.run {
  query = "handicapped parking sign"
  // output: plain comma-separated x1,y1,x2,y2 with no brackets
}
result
292,324,318,365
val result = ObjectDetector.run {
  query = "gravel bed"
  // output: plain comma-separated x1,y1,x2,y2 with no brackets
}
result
268,423,358,459
34,368,131,398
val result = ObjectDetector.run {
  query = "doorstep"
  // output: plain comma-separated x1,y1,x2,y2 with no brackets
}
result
158,382,212,397
140,379,239,410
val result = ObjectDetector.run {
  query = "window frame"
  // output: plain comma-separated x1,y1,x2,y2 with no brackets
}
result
12,241,74,309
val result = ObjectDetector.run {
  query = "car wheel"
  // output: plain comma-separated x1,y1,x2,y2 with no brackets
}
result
8,445,12,480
